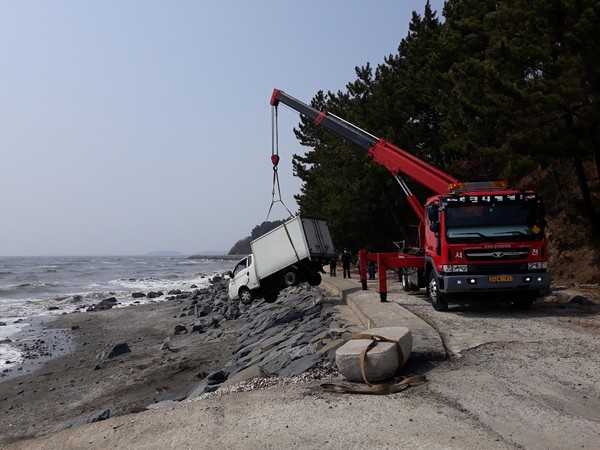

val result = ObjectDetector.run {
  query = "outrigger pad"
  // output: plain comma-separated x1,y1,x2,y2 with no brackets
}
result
335,327,412,383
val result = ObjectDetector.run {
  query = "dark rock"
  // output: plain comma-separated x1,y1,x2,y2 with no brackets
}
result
89,297,118,312
173,324,188,335
132,292,146,298
569,295,592,305
191,321,205,333
195,304,211,317
207,369,227,385
98,341,131,360
66,409,110,429
278,353,323,378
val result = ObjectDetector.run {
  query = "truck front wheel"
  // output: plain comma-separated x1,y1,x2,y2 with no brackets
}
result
306,272,322,286
513,292,537,310
428,272,449,312
283,269,299,287
239,287,253,305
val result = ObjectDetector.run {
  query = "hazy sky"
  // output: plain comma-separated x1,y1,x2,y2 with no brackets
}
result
1,0,445,256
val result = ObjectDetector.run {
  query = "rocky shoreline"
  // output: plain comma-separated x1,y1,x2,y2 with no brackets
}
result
0,274,362,445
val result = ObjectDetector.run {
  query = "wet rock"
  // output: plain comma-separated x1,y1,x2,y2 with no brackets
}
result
88,297,117,312
98,341,132,360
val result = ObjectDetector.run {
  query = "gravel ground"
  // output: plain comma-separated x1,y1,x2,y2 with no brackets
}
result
389,282,600,449
2,282,599,449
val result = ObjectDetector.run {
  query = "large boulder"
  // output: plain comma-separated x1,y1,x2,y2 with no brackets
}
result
335,327,412,383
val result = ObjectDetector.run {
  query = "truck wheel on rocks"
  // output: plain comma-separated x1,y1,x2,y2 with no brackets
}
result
283,269,299,287
306,272,322,286
264,292,278,303
428,272,449,311
239,287,253,305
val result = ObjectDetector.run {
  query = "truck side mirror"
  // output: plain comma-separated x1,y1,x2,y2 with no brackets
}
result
427,205,439,232
427,205,438,223
225,271,233,278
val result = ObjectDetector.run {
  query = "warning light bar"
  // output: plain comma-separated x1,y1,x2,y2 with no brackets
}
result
448,181,509,192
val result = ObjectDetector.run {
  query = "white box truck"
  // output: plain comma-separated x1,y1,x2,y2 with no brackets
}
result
227,216,336,304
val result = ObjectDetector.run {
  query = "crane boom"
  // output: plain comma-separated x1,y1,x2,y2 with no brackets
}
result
270,89,457,196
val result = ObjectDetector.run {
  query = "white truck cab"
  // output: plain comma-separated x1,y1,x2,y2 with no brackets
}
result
228,255,264,304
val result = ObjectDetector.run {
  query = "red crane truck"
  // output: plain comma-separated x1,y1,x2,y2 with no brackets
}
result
270,89,550,311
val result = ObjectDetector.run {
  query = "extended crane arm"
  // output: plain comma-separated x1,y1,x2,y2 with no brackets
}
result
271,89,457,197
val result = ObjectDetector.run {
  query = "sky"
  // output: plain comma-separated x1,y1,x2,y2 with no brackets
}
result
0,0,446,256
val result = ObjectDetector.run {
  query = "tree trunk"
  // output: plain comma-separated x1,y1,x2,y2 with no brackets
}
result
573,157,599,234
593,147,600,181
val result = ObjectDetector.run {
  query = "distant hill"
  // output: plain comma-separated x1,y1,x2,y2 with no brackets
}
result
193,250,227,255
145,251,184,256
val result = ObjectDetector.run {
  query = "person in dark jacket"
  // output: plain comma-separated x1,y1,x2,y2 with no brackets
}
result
341,249,352,279
329,253,338,277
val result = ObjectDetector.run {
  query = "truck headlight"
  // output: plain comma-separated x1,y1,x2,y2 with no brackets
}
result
442,265,468,273
528,262,548,270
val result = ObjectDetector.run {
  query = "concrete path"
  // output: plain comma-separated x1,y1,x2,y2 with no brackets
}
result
320,275,447,361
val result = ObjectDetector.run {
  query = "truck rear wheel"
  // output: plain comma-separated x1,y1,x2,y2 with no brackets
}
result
283,269,299,287
306,272,322,286
428,272,449,311
239,287,253,305
264,292,278,303
401,271,412,292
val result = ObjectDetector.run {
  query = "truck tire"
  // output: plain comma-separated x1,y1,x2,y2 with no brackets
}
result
306,272,322,286
428,272,449,311
402,269,421,292
283,269,299,287
264,292,278,303
513,292,537,310
401,271,412,292
239,287,253,305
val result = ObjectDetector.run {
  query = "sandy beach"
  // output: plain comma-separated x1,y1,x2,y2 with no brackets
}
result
0,294,246,444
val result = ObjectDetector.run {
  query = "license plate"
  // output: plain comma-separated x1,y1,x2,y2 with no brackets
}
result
489,275,513,282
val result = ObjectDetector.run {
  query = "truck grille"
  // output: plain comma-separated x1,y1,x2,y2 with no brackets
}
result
465,248,529,261
468,263,528,274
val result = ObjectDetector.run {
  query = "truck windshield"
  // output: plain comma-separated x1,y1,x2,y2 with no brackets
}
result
445,203,544,243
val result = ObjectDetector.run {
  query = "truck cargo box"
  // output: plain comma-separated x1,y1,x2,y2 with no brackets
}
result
251,215,334,280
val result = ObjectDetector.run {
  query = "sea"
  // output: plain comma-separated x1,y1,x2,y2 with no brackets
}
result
0,255,236,370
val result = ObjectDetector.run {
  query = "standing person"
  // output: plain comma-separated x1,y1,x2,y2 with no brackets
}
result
329,253,338,277
341,249,352,279
368,259,376,280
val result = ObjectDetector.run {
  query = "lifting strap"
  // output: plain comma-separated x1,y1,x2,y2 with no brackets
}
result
264,104,293,224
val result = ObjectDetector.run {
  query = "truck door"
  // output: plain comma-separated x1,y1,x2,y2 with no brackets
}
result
228,255,258,300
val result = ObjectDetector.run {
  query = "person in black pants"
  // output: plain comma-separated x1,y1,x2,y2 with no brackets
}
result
341,249,352,279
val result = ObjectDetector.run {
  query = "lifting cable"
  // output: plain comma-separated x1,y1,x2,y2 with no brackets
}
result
264,104,293,224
